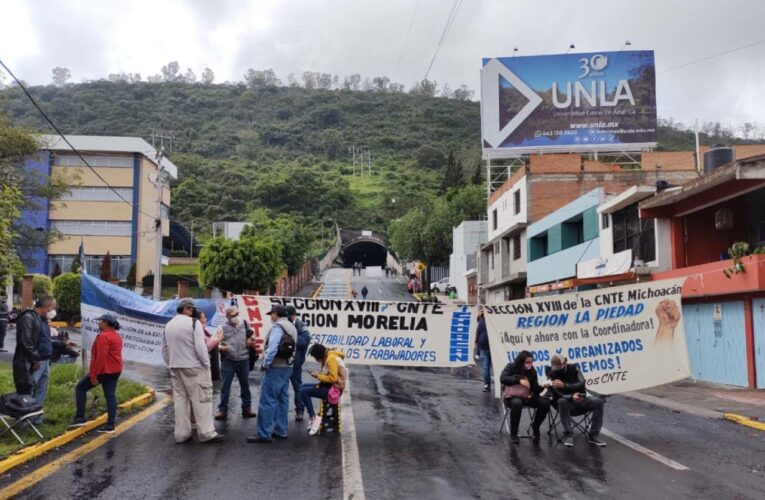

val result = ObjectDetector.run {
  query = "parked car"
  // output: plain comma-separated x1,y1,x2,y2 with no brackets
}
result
430,277,452,294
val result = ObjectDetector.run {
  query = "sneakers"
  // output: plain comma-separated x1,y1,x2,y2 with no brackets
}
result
308,416,322,436
271,433,288,440
98,424,116,434
562,434,574,448
203,434,225,443
295,412,304,422
482,384,490,393
307,416,317,431
214,411,227,421
69,418,87,428
587,434,607,447
247,435,272,444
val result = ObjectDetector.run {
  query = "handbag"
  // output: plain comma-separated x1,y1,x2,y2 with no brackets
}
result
328,385,343,405
502,384,530,400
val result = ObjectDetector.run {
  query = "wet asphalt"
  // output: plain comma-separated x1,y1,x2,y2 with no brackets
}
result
4,269,765,499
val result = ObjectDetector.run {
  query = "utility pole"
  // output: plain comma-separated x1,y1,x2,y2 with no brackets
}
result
150,130,173,300
190,220,194,258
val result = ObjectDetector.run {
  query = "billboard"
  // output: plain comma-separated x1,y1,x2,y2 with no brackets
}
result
480,51,657,157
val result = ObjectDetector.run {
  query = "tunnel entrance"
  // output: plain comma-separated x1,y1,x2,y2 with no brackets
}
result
342,241,388,268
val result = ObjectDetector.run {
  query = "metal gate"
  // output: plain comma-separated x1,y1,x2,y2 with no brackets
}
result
753,298,765,389
683,301,748,387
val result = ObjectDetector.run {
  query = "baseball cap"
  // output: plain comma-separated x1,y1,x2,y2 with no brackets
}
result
267,304,288,317
177,298,196,310
96,312,118,323
285,305,298,317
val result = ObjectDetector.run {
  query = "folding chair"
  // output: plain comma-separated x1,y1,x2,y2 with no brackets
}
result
0,410,45,445
498,400,537,439
547,392,609,445
318,399,341,435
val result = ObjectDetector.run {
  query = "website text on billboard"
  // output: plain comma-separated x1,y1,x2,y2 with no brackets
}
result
480,51,657,157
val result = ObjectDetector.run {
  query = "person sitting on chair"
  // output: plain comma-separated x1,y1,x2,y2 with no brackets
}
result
499,350,550,444
547,355,606,448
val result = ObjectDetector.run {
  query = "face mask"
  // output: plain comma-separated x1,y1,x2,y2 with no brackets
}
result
227,316,240,325
47,310,57,320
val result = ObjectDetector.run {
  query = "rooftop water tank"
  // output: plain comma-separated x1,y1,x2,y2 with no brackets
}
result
703,144,734,174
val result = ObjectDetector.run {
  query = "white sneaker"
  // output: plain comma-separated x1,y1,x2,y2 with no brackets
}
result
308,416,322,436
307,416,315,431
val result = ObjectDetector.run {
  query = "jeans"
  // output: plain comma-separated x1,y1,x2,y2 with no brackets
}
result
75,373,121,426
291,349,307,414
0,319,8,348
555,396,604,436
506,394,551,436
31,359,50,408
255,367,291,439
298,383,330,419
478,347,492,386
218,358,251,412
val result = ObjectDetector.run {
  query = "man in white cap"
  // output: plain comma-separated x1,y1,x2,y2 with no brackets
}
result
162,298,224,443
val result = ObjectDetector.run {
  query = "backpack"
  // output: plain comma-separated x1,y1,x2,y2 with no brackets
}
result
0,393,43,418
276,328,296,360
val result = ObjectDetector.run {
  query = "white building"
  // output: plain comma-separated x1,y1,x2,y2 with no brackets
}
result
450,221,488,300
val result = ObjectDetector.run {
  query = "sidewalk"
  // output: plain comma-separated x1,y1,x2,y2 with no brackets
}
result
627,379,765,422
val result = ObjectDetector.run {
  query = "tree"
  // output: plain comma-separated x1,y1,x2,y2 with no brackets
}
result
161,61,181,82
452,84,474,101
244,68,282,89
241,214,311,275
100,252,112,281
199,236,283,293
183,68,197,83
32,274,53,299
415,145,446,169
343,74,361,91
440,82,453,98
201,68,215,84
410,79,438,98
52,67,71,87
52,273,81,323
440,150,463,193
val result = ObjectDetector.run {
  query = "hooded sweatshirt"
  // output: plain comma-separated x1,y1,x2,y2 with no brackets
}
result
316,350,347,390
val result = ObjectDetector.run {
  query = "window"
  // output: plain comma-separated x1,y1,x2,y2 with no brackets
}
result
58,187,133,202
54,154,133,168
160,203,170,220
514,190,521,215
513,233,521,260
612,203,655,262
601,213,609,229
492,209,498,230
51,220,132,236
529,233,548,261
562,216,584,248
48,254,132,280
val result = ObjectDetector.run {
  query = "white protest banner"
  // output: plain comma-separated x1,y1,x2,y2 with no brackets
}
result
237,296,476,367
483,279,689,396
80,274,227,366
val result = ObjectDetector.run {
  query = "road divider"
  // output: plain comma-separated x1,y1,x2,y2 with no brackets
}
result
723,412,765,431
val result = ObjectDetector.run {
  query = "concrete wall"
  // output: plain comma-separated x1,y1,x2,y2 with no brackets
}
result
527,238,601,286
488,176,527,242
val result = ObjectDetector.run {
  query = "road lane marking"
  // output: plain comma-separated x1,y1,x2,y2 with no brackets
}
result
340,379,366,500
600,428,689,471
0,398,171,498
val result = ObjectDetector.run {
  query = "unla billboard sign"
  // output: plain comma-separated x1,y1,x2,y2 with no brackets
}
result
480,51,657,158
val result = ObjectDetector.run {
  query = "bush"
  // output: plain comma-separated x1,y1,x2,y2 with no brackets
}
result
32,274,53,299
52,273,81,318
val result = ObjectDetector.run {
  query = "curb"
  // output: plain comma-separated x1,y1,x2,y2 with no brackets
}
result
620,391,724,420
0,389,156,475
311,284,324,299
723,413,765,431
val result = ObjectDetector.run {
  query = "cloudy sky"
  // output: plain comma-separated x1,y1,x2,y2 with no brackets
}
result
2,0,764,130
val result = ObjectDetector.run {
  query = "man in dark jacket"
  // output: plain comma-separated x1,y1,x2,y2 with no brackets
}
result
13,296,56,396
474,307,492,392
547,355,606,447
287,305,312,421
0,294,9,352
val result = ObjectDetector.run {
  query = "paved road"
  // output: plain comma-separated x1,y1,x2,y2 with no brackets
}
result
4,269,765,499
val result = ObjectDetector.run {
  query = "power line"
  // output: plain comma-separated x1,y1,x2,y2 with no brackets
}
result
393,0,420,82
658,38,765,74
0,57,157,220
423,0,464,80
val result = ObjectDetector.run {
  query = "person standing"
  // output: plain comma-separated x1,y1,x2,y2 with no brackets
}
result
13,297,55,401
474,307,492,392
162,298,224,444
248,305,296,443
69,313,123,433
0,294,9,352
361,286,368,301
214,306,256,420
286,305,312,422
